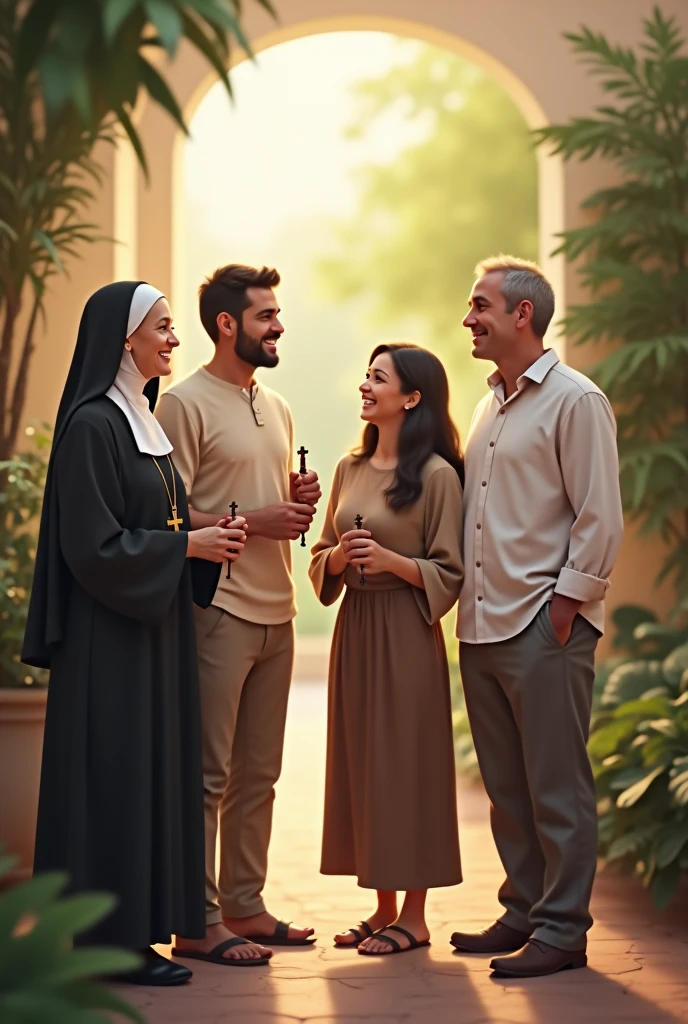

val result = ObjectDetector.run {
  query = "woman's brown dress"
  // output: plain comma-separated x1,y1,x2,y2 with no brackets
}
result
309,454,464,891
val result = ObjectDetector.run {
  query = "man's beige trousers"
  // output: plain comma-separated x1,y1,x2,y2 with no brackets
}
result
194,605,294,923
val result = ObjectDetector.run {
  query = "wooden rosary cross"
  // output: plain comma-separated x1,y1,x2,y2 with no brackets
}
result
226,501,238,580
354,514,365,586
297,445,309,548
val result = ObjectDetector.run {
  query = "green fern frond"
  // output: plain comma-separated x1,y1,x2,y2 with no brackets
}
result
538,8,688,599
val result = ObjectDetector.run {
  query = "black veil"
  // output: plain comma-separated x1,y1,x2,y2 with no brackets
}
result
22,281,162,667
53,281,159,443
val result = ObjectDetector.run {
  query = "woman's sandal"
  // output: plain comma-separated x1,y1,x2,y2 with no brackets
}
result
334,920,375,948
171,937,272,967
358,925,430,956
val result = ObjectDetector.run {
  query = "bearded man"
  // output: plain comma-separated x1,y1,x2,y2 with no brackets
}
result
157,264,321,965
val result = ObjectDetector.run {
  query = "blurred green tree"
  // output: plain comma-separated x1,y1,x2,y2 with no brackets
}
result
317,47,538,384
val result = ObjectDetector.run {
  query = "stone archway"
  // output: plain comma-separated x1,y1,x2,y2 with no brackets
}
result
117,8,566,352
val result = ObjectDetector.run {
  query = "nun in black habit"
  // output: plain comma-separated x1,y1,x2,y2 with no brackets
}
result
22,282,249,985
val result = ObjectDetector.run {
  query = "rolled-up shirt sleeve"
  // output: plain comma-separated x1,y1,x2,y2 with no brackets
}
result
554,392,624,603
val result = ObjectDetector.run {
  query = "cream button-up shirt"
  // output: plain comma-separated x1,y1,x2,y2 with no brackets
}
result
458,349,624,644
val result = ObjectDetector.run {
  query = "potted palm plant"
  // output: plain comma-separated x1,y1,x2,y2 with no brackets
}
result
0,427,50,884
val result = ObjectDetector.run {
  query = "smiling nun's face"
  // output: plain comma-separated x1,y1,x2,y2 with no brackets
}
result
128,297,179,379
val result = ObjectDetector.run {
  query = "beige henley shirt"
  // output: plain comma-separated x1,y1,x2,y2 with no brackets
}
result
458,349,624,644
156,366,296,625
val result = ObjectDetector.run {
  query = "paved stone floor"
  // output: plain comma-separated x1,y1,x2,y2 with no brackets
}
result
121,680,688,1024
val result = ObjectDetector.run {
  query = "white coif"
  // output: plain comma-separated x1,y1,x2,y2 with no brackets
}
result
106,284,173,456
126,283,165,338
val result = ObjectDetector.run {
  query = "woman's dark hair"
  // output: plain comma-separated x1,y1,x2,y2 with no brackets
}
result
354,342,464,509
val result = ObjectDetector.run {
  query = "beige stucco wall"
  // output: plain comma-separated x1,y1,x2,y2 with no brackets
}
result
20,0,688,639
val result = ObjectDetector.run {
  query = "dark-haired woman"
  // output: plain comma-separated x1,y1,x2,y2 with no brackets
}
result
309,343,464,956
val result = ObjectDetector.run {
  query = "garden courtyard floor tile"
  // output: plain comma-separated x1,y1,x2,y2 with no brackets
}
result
120,680,688,1024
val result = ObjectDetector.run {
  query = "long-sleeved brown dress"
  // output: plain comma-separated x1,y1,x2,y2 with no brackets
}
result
309,453,464,891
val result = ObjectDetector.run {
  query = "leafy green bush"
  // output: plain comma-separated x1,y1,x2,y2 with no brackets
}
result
0,425,50,688
0,850,144,1023
595,603,688,710
590,604,688,907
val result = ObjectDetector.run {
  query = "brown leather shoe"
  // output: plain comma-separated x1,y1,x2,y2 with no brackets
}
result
450,921,531,954
491,938,587,977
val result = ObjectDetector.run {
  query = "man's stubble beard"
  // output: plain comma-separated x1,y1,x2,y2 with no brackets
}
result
235,326,280,370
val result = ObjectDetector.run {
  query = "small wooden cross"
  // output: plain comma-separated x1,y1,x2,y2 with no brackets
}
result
297,446,309,547
226,501,238,580
167,506,183,531
354,514,365,586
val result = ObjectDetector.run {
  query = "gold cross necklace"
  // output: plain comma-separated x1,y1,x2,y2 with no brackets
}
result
151,454,183,530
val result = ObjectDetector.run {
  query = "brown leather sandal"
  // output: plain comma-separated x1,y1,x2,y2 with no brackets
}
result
358,925,430,956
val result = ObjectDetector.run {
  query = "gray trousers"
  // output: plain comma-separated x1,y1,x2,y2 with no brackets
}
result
460,602,599,951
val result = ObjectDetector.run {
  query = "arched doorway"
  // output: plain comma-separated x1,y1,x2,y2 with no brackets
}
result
114,11,564,344
165,24,551,639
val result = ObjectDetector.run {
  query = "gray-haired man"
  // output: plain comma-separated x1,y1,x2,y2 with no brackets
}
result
450,257,624,978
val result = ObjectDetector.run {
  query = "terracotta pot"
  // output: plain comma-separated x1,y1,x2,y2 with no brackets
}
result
0,688,47,885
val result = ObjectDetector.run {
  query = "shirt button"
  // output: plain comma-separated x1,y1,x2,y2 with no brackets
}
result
482,481,487,486
476,561,481,567
477,596,483,601
489,442,495,447
476,523,482,530
500,408,505,415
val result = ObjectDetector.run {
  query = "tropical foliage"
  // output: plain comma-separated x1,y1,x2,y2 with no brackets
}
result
0,0,275,462
536,7,688,603
591,604,688,908
0,849,144,1023
0,425,50,687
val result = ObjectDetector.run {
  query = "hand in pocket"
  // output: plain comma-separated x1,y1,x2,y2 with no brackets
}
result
548,595,580,647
